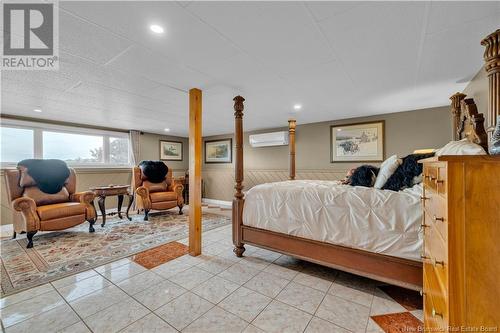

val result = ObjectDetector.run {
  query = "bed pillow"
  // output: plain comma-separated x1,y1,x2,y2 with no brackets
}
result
436,139,486,156
374,155,401,189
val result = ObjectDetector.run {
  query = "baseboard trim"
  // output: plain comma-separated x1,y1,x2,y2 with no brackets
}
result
202,198,232,208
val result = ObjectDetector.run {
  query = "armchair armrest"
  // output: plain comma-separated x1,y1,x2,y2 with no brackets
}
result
71,191,95,204
71,191,96,220
12,197,40,231
136,186,152,210
169,180,184,206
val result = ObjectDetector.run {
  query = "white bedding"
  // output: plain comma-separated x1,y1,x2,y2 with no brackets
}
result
242,180,423,261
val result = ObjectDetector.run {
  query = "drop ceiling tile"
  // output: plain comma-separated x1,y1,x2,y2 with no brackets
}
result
304,1,367,22
143,85,188,108
60,1,240,70
417,15,498,87
318,2,427,93
59,10,132,65
426,1,499,35
58,53,159,94
188,1,333,74
105,45,213,91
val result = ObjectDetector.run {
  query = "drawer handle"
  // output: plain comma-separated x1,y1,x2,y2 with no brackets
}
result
420,223,430,228
430,176,437,181
420,196,429,201
433,215,445,222
435,179,444,184
432,308,443,318
420,253,430,260
432,258,445,267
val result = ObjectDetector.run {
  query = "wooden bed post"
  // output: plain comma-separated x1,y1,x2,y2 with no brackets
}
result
481,29,500,138
450,92,466,140
233,96,246,257
288,119,296,180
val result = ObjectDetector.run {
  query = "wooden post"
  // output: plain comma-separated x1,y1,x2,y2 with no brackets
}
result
288,119,296,180
481,29,500,138
232,96,246,257
450,92,466,140
189,88,202,256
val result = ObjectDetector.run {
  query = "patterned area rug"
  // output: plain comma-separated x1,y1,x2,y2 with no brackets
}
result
0,211,230,296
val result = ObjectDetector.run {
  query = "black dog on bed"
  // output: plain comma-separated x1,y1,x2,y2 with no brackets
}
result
346,152,435,191
382,153,435,191
349,165,380,187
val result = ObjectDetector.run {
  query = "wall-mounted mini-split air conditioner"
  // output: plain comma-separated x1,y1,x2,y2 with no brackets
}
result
249,131,289,148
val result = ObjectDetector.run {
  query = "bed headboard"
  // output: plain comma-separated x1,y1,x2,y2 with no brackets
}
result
450,93,488,153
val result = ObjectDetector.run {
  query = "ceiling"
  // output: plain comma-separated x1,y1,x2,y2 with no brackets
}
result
1,1,499,137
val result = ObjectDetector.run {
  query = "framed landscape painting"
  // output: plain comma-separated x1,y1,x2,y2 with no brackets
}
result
330,121,385,162
160,140,183,161
205,139,232,163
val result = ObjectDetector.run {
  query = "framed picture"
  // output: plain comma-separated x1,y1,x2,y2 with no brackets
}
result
205,139,232,163
330,121,385,162
160,140,183,161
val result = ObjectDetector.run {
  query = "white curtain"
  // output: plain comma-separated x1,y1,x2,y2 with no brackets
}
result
129,130,141,166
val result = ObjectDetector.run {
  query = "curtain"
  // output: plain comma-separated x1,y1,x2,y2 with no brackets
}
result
129,130,141,211
129,130,141,166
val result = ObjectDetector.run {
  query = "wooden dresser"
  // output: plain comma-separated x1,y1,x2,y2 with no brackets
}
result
421,155,500,329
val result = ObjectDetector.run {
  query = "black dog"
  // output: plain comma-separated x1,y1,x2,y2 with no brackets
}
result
382,153,435,191
349,165,380,187
138,160,168,183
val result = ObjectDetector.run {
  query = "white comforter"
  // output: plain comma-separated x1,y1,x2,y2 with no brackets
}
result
243,180,423,261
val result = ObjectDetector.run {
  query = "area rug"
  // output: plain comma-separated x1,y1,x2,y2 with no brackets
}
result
0,211,230,296
132,241,188,269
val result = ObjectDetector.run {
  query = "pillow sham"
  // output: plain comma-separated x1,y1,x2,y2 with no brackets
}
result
374,155,401,189
436,139,486,156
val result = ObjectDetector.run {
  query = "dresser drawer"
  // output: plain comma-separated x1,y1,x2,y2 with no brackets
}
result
423,262,448,329
423,222,448,290
423,164,447,197
422,188,447,241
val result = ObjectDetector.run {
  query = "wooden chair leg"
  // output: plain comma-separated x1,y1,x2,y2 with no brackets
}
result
178,204,184,215
26,231,37,248
12,231,16,239
88,219,96,233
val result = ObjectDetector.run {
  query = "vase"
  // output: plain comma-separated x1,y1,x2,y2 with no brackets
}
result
490,116,500,155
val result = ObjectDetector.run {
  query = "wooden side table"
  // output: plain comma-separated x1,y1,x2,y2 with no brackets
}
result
90,185,134,227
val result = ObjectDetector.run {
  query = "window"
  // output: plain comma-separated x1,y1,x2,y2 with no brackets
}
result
43,131,104,164
0,120,131,167
0,127,34,162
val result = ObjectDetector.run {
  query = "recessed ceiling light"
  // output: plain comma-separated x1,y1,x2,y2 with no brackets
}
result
164,128,170,132
293,104,302,110
150,24,164,34
33,108,42,112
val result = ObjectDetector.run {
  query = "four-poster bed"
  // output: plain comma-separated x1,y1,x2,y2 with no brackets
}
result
231,96,424,290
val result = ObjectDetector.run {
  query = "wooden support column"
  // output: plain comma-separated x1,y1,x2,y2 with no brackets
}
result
189,88,202,256
232,96,246,257
481,29,500,137
288,119,296,180
450,92,466,140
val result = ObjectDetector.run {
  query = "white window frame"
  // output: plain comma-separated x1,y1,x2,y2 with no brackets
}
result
1,119,131,168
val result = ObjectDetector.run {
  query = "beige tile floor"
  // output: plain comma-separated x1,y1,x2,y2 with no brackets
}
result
0,222,418,333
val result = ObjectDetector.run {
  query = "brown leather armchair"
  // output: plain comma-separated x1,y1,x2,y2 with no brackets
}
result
133,165,184,220
5,167,96,248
